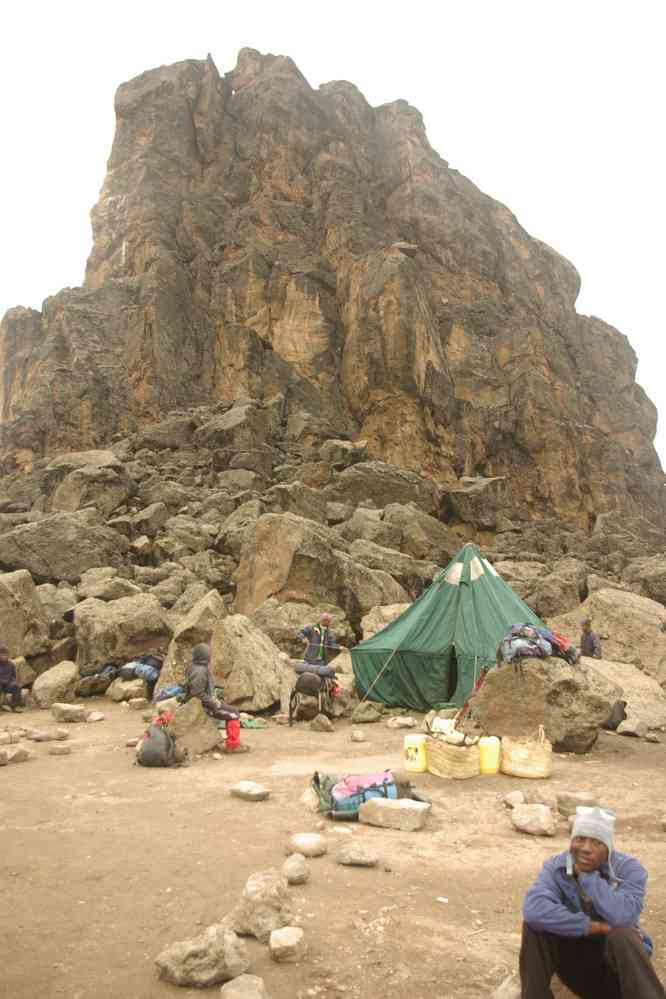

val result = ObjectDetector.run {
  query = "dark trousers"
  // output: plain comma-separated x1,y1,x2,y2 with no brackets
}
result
200,694,237,723
520,923,666,999
0,681,21,707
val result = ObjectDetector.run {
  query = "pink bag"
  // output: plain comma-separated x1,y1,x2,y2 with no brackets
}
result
332,770,394,799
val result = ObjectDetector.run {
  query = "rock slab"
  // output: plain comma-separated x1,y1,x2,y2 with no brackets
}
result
286,833,328,858
336,843,379,867
155,925,249,987
269,926,305,963
358,798,431,832
51,703,89,723
231,781,270,802
220,974,271,999
511,803,556,837
282,853,309,885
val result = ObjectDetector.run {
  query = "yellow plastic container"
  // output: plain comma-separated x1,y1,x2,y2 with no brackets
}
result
403,733,428,773
479,736,501,775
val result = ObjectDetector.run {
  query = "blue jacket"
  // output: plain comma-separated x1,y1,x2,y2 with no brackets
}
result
523,851,653,955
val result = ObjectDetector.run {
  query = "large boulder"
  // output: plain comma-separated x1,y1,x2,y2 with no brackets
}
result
336,508,402,550
587,658,666,730
166,697,222,755
524,557,587,618
74,594,172,672
134,415,197,451
36,581,78,621
210,615,283,711
216,501,264,559
347,539,439,598
42,450,123,493
360,603,410,639
0,512,129,583
493,561,545,600
263,482,327,525
326,461,440,514
234,513,407,629
32,660,79,708
622,555,666,607
160,590,227,688
249,599,353,658
471,660,621,753
0,569,49,657
382,503,458,565
194,404,268,451
156,515,218,558
155,925,249,987
441,476,507,530
548,588,666,685
77,567,141,601
50,463,132,518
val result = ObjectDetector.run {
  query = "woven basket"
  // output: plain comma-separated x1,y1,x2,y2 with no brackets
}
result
500,726,552,779
426,736,481,780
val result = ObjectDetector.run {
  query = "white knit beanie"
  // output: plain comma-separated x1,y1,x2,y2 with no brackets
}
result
571,806,615,856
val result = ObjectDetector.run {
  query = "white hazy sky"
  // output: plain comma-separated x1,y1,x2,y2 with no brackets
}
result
2,1,664,465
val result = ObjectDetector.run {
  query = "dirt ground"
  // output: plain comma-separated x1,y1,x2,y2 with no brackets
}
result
2,703,666,999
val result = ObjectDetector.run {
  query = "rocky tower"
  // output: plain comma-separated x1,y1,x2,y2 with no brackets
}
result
1,48,663,530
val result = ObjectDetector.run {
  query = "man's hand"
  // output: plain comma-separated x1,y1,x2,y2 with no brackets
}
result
587,921,611,935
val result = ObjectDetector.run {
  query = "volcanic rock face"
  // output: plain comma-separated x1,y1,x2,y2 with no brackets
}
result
0,48,664,532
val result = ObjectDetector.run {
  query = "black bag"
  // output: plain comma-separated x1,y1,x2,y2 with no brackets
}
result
601,699,627,731
295,672,324,697
119,663,138,681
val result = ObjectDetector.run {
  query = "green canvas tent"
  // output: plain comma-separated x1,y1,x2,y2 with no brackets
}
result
351,543,543,712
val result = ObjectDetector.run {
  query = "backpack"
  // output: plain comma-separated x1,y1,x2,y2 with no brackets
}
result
154,684,184,703
136,723,176,767
311,770,398,820
134,662,160,685
119,662,139,681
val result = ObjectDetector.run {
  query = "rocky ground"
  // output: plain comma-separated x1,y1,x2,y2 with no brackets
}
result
2,703,666,999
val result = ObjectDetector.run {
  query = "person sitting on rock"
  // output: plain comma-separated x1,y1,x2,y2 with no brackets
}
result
520,805,665,998
295,612,340,677
181,643,248,754
0,644,23,712
580,616,602,659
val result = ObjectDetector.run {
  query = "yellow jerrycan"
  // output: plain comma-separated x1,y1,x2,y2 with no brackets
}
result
479,735,501,774
403,733,428,773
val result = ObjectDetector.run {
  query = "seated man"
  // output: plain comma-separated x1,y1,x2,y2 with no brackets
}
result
521,806,665,998
0,644,23,712
295,612,340,677
580,615,603,659
182,643,248,753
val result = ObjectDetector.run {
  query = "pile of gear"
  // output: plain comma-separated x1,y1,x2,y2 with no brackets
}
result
499,624,579,667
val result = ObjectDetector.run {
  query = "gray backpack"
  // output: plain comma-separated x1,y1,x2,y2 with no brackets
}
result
137,723,176,767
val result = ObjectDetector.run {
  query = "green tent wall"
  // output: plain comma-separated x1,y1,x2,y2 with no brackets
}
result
351,543,543,711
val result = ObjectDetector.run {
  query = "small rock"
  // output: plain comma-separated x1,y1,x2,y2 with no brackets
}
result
269,926,305,963
618,718,648,739
155,925,249,987
213,752,223,760
386,716,416,729
330,826,353,837
286,833,327,858
556,791,599,817
299,787,320,813
0,745,31,765
503,791,525,809
129,698,149,710
86,711,105,723
511,803,556,837
220,974,271,999
231,781,270,802
646,733,661,744
51,703,89,723
126,737,140,748
225,868,295,943
522,787,558,811
310,714,334,733
351,702,383,724
336,843,379,867
350,729,367,743
359,798,431,832
274,714,289,725
48,745,72,756
660,816,666,832
491,973,521,999
283,853,309,885
0,731,11,745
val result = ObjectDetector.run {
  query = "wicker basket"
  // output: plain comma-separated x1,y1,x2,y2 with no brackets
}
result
426,735,481,779
500,726,552,779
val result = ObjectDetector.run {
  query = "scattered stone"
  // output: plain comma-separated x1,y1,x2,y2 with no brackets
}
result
350,729,367,743
286,833,327,858
359,798,431,832
522,787,558,812
220,974,271,999
299,787,321,813
491,974,521,999
106,677,146,703
310,714,334,733
0,732,10,745
25,730,59,743
155,925,249,987
269,926,306,963
274,713,289,725
231,781,271,802
386,716,417,729
32,660,79,708
646,733,661,744
283,853,309,886
660,816,666,832
51,703,89,723
0,745,31,765
86,711,105,723
617,718,648,739
503,791,525,809
48,745,72,756
225,869,295,943
336,843,379,867
351,702,383,724
556,791,599,817
129,697,149,710
511,803,556,837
